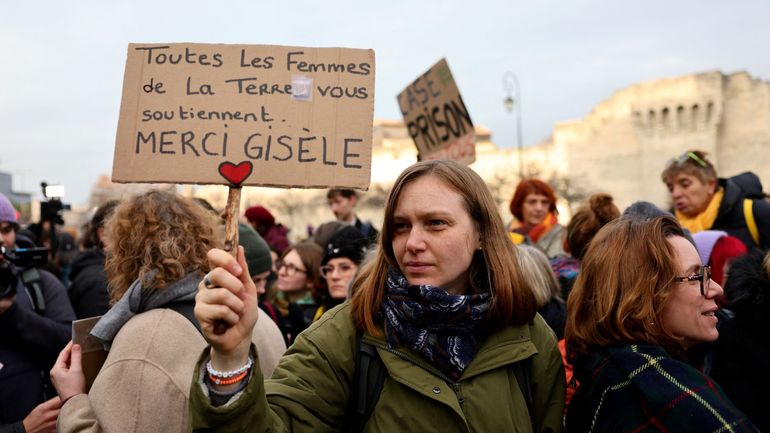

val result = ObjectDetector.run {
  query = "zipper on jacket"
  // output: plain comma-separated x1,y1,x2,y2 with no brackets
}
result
452,382,465,408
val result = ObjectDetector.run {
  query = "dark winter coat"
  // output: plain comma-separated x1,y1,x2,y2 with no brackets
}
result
68,249,110,319
711,248,770,432
712,173,770,249
190,303,566,433
354,217,379,247
0,267,75,426
538,297,566,340
566,344,756,432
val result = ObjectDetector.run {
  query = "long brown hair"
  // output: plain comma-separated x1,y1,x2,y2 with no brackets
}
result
351,160,536,335
565,216,687,359
104,189,221,304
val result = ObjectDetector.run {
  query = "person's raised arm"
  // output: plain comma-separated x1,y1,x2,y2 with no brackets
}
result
194,246,259,392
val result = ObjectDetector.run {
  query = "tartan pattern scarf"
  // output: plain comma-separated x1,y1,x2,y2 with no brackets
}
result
566,344,757,433
380,267,490,381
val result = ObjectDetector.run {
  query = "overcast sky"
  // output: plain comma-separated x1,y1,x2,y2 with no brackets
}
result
2,0,769,204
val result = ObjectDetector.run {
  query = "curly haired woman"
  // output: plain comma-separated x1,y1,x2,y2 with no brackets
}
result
50,190,285,433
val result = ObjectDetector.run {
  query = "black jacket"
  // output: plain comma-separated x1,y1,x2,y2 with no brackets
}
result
354,217,379,247
713,173,770,249
711,248,770,432
0,267,75,425
68,249,110,319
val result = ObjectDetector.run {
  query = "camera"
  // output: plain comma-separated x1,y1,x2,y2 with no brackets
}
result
0,245,48,299
40,182,70,226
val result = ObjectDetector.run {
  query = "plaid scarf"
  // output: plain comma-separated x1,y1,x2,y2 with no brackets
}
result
566,344,757,433
380,267,490,381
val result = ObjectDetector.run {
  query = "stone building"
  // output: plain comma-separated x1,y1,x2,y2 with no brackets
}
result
546,70,770,210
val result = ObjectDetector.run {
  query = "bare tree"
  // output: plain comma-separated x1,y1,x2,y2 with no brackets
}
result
547,174,589,214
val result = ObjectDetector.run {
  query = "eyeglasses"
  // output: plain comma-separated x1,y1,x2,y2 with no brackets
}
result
667,151,709,169
674,265,711,296
276,260,307,276
320,263,357,279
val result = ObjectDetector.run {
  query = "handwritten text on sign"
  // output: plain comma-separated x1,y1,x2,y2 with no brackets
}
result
112,43,375,189
396,58,475,164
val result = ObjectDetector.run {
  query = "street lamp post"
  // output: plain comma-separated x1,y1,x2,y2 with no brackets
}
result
503,72,524,179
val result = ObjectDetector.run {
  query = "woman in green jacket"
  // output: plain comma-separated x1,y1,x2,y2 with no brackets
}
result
191,160,566,432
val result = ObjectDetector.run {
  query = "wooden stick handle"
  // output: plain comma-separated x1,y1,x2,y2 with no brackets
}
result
223,187,241,257
213,186,242,335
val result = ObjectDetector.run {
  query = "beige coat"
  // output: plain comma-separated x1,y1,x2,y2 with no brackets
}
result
58,308,285,433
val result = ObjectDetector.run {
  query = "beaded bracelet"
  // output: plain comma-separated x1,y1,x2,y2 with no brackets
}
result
206,357,254,379
209,369,249,386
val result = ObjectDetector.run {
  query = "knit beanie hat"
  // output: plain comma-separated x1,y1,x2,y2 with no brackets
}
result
622,201,696,247
312,220,346,248
0,193,17,223
244,205,275,226
709,235,748,286
322,226,368,266
238,224,273,275
692,230,728,267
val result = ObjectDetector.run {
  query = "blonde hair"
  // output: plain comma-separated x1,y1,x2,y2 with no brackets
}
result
105,189,221,304
516,245,561,308
351,160,536,335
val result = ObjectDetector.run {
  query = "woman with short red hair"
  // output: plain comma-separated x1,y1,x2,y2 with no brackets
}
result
508,179,566,258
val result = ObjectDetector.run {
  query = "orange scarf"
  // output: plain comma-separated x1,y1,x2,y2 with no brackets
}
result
675,189,724,234
512,212,558,244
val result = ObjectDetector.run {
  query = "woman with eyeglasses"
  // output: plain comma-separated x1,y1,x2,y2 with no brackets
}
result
564,216,757,432
661,149,770,250
313,226,369,321
272,241,323,344
190,160,565,433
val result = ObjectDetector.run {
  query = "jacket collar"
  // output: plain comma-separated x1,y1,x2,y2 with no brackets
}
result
364,321,537,382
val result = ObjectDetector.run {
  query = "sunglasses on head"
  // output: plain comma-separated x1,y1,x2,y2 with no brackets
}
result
667,151,709,169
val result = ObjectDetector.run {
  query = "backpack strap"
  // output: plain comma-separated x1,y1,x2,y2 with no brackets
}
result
512,357,534,429
165,299,202,334
20,268,46,313
346,335,534,432
347,337,387,433
743,199,760,246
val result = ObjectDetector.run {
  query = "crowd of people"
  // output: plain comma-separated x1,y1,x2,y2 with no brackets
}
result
0,149,768,432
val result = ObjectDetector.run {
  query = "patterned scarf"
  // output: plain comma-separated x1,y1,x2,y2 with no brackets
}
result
511,212,558,244
566,344,756,432
380,267,491,381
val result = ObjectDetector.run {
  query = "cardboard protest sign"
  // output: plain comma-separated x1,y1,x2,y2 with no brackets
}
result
397,58,475,164
113,43,375,189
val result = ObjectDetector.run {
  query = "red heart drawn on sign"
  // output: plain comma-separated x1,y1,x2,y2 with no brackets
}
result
218,161,253,186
